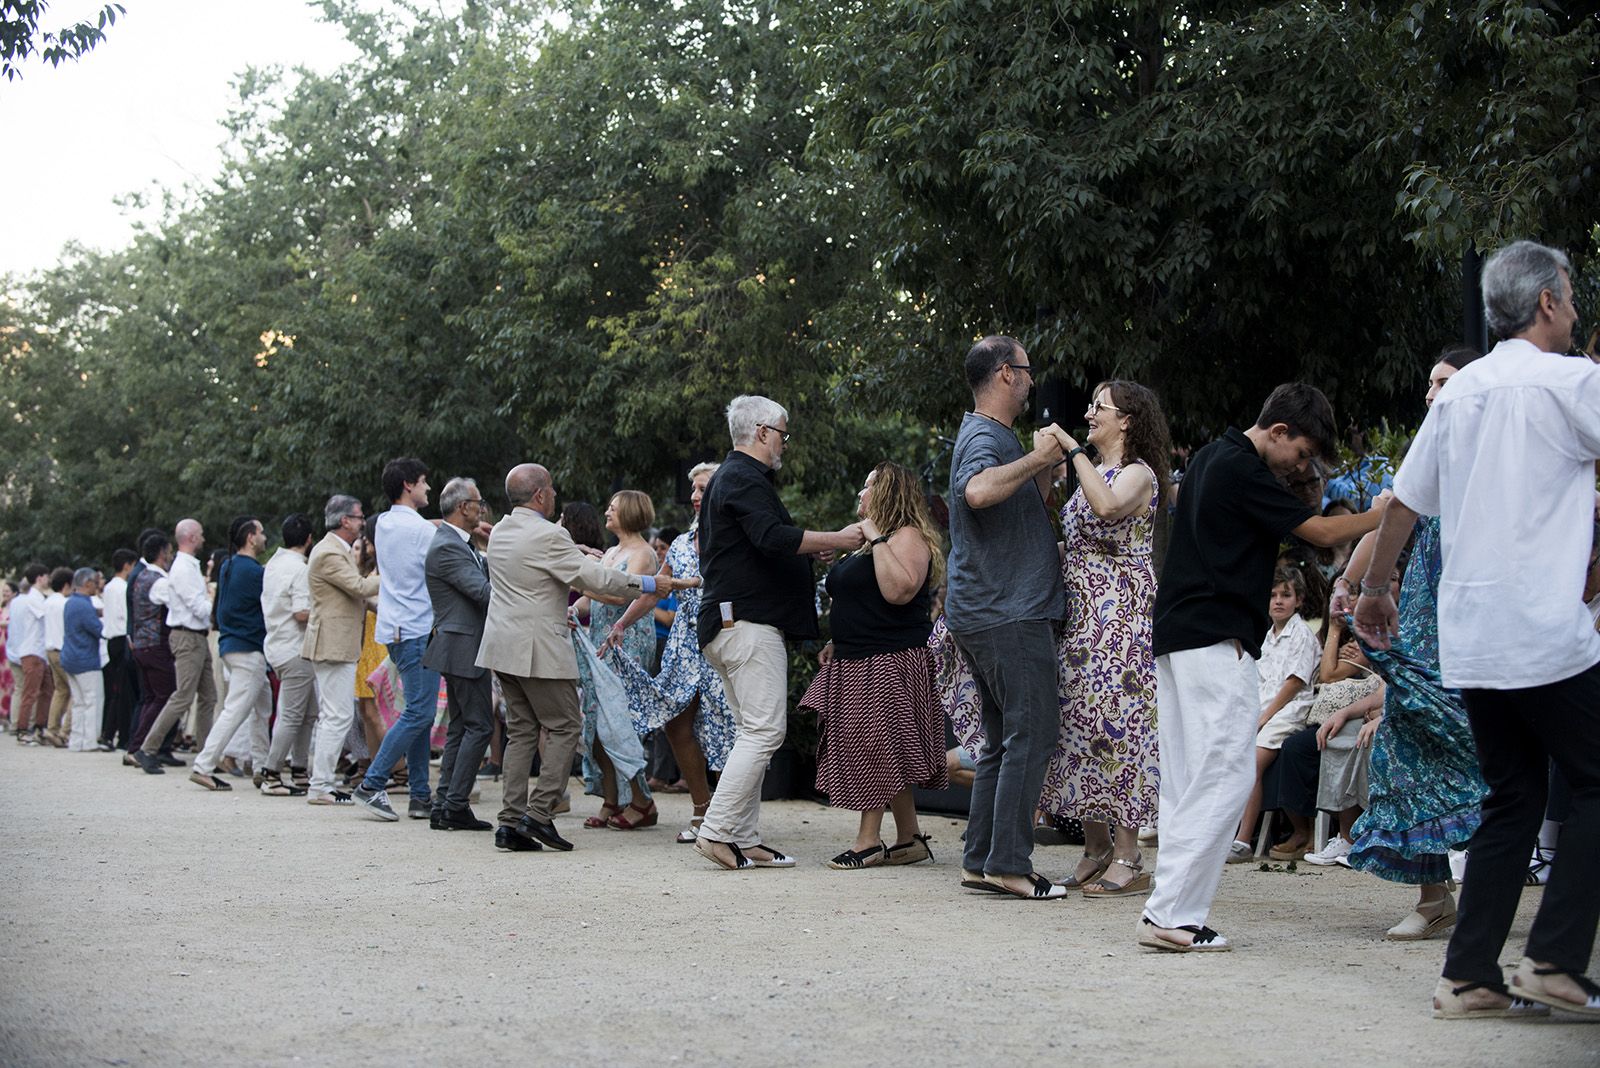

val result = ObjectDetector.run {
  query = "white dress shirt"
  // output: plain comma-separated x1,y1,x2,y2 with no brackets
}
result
1393,338,1600,689
43,592,66,652
375,504,435,644
10,587,44,660
150,550,214,632
261,548,312,668
101,576,129,639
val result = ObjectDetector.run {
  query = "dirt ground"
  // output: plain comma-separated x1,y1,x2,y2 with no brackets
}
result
1,739,1594,1067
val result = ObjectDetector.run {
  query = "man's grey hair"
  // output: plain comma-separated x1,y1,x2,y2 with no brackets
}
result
72,567,97,589
439,477,478,517
324,494,361,529
1483,240,1571,340
726,395,787,446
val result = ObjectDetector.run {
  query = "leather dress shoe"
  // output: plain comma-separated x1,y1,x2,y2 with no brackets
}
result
132,751,166,775
494,825,542,852
429,809,445,830
518,816,573,852
441,806,493,831
156,753,186,768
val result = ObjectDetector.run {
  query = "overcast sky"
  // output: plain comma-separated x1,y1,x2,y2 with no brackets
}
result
0,1,359,276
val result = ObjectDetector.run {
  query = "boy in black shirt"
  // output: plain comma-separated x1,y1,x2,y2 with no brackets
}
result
1139,383,1386,952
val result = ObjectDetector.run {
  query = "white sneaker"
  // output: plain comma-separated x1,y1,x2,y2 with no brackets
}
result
1304,836,1351,866
1225,840,1254,864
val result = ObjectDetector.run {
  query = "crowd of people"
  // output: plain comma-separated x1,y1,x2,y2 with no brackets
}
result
1,239,1595,1021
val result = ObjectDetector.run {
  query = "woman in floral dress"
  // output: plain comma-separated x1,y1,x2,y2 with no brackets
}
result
1042,381,1172,897
1,581,16,728
603,463,736,843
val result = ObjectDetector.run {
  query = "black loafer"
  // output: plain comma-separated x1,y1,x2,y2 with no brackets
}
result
518,816,573,852
156,753,186,768
429,809,445,830
494,825,542,852
442,806,493,831
133,751,166,775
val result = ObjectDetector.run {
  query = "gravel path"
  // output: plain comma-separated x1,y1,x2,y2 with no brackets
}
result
1,739,1594,1066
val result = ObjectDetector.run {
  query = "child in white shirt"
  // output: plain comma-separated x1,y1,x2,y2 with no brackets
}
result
1227,566,1320,862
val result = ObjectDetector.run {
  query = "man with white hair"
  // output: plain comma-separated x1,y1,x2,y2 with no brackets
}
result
691,395,865,870
60,568,105,752
1356,239,1600,1020
134,519,215,773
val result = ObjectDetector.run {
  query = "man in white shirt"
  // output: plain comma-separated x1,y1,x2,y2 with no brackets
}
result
353,457,443,822
1357,240,1600,1021
98,548,139,751
259,513,318,795
135,519,216,773
42,567,73,746
11,563,52,743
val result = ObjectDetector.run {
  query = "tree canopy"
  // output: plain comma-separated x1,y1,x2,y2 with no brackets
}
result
2,0,1594,567
1,1,122,81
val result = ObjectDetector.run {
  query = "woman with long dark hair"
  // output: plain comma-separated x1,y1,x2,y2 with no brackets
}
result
1043,380,1173,897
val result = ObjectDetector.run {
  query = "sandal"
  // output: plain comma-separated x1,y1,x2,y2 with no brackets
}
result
1433,977,1550,1019
188,770,233,792
1138,916,1230,952
584,802,623,829
258,771,307,797
983,872,1068,900
961,869,1006,893
608,799,659,830
676,804,709,844
746,844,796,868
1083,855,1152,898
1525,846,1555,885
1510,959,1600,1017
695,837,753,871
884,833,934,866
827,842,887,870
1062,848,1112,889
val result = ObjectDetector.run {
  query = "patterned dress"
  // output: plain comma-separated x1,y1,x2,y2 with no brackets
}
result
0,605,12,723
1038,462,1160,828
576,551,657,805
1349,516,1485,883
608,530,736,770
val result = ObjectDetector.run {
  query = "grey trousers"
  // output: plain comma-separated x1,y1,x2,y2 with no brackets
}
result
953,620,1058,877
264,656,319,771
496,672,580,827
140,629,216,756
434,670,494,812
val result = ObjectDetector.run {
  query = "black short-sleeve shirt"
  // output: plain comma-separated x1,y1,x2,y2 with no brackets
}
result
1153,428,1316,660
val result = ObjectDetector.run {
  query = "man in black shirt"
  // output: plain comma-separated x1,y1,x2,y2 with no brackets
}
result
1140,383,1384,952
692,394,865,870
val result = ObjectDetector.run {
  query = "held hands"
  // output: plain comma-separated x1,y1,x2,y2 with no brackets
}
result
1032,426,1065,459
836,522,866,551
1352,587,1399,650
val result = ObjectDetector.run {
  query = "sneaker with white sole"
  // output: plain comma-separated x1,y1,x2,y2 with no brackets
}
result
1303,836,1351,866
352,784,399,821
1224,840,1254,864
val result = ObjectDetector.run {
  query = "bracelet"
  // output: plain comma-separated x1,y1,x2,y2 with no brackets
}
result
1066,446,1087,462
1358,581,1390,597
868,534,890,546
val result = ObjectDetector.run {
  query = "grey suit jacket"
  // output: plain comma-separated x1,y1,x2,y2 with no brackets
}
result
422,524,491,678
475,506,645,680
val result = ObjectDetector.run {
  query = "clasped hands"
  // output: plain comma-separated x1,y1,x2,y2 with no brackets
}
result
1032,423,1082,462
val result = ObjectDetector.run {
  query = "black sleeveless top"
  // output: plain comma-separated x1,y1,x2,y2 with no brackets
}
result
825,549,933,660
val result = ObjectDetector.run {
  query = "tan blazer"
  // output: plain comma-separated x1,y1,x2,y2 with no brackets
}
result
303,531,381,663
476,507,645,680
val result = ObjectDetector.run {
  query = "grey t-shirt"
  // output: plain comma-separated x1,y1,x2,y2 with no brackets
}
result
944,412,1066,633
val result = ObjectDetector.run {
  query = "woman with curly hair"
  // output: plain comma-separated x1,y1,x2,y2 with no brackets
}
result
801,461,949,869
1043,381,1173,897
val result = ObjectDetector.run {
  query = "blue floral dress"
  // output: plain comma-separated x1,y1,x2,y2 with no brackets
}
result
606,531,736,770
576,552,656,806
1349,516,1485,883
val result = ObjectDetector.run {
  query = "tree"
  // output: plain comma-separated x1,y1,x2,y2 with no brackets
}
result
1,1,122,81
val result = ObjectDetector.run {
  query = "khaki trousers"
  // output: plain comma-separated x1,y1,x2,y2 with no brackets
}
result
139,630,216,756
699,622,789,848
496,673,580,827
46,650,71,735
16,654,53,733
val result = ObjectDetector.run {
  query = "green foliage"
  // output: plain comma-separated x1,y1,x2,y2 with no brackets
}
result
1,1,122,81
2,0,1595,568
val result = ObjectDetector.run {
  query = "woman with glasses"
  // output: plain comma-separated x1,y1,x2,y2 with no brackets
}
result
1041,381,1173,897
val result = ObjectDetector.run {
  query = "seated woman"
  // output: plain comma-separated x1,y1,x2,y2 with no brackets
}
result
1306,641,1386,866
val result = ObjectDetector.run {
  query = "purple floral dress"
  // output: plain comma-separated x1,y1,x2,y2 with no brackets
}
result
1038,462,1160,827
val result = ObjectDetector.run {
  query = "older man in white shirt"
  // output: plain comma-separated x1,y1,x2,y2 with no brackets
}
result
1357,240,1600,1022
259,513,318,795
98,548,138,751
134,519,216,773
352,457,443,822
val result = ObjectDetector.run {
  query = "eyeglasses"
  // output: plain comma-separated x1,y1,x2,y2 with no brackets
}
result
1086,400,1122,416
759,424,792,444
1005,363,1034,378
463,499,486,507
